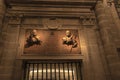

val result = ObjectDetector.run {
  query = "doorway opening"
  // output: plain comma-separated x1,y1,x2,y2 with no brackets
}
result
23,61,82,80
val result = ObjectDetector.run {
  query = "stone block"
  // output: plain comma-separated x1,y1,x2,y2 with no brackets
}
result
1,59,15,66
0,66,14,74
107,55,120,64
0,74,12,80
109,63,120,79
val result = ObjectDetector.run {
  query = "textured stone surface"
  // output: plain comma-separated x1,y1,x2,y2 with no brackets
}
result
0,0,120,80
95,1,120,80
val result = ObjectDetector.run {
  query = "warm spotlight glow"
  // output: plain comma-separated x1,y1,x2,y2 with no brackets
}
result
30,69,74,73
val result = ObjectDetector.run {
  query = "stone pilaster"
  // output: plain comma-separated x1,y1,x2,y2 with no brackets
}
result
0,24,20,80
0,0,6,62
0,0,5,29
95,1,120,80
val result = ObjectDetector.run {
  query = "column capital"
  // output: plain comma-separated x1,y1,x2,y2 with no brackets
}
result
0,0,6,30
0,0,5,5
96,1,104,8
0,0,6,7
0,0,6,14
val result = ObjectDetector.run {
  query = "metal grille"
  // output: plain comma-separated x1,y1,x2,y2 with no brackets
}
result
24,61,82,80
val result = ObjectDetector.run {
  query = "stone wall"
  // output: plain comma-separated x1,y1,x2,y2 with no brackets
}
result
95,1,120,80
0,0,5,62
0,0,120,80
0,18,21,80
0,14,107,80
0,0,7,79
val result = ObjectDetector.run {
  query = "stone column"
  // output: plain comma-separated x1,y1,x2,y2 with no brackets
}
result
95,1,120,80
0,0,6,61
0,0,5,29
110,3,120,45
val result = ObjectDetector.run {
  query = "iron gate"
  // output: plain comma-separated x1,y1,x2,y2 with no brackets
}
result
23,61,82,80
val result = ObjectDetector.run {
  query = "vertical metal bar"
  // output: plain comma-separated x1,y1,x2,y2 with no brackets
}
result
50,63,52,80
27,64,30,80
54,63,56,80
58,63,60,80
67,63,70,80
32,64,34,80
79,62,82,80
23,64,27,80
37,64,39,80
75,62,79,80
42,63,43,80
63,63,65,80
71,62,74,80
46,63,48,80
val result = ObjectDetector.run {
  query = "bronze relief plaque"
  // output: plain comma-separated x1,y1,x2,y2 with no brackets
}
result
24,29,80,55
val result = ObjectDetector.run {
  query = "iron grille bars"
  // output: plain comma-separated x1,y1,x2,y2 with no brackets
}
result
24,61,82,80
36,64,39,80
71,62,74,80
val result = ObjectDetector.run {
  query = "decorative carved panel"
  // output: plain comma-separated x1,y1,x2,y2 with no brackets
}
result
23,29,81,55
80,15,96,26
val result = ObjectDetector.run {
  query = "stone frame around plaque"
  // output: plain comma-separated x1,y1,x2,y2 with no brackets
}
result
17,28,82,59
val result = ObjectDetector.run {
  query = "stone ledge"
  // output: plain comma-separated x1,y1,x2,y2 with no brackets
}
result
17,54,84,60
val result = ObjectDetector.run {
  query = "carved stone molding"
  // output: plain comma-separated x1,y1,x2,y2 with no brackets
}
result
5,14,97,28
5,13,23,24
80,15,96,26
42,18,62,29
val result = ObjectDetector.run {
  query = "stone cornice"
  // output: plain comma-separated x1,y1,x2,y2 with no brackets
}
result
5,0,98,18
6,0,97,5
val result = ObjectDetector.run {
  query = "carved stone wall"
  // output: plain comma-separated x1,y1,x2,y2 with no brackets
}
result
17,17,82,60
0,0,120,80
0,0,5,61
0,12,106,80
0,0,6,79
95,1,120,80
0,10,107,80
